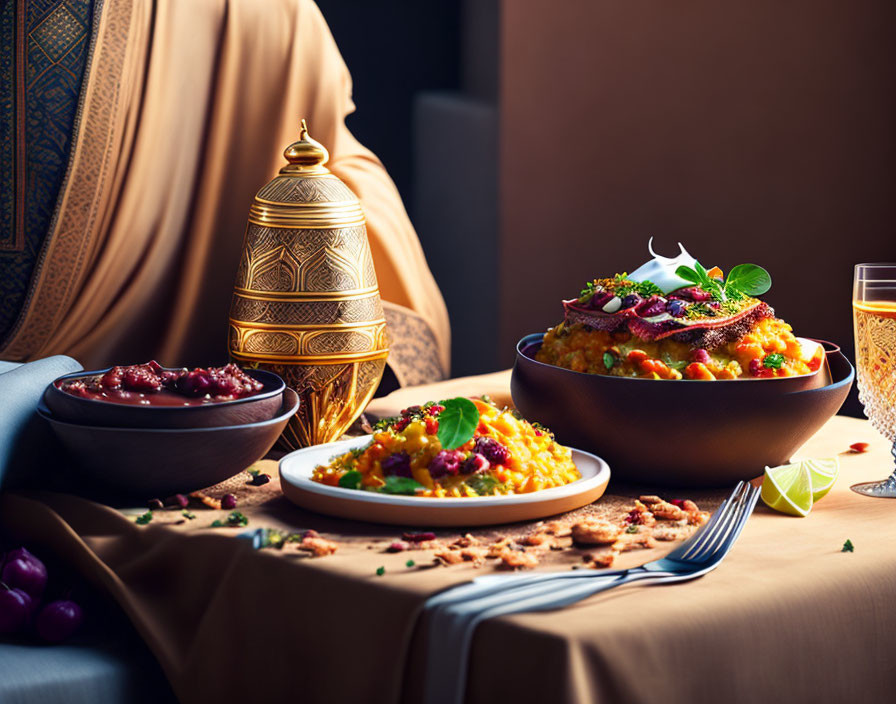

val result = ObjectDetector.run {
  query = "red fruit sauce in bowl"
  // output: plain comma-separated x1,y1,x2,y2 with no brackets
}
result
44,361,286,428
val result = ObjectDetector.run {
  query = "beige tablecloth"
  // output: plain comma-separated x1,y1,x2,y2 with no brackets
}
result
2,373,894,703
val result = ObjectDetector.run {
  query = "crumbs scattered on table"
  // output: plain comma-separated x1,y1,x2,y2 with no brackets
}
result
247,468,271,486
297,536,339,557
188,492,220,510
848,442,870,454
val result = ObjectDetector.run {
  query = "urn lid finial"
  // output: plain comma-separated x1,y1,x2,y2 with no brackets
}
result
283,119,329,168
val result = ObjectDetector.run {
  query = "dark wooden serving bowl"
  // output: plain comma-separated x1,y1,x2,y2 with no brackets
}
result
511,333,854,488
43,367,285,429
38,388,299,497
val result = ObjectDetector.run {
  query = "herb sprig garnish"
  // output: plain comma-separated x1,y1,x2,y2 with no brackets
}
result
676,261,771,301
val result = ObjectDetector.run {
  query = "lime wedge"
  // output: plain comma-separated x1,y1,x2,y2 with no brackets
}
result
761,458,839,516
804,458,839,501
761,462,814,517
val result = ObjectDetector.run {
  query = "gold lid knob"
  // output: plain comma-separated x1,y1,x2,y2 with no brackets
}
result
283,119,329,167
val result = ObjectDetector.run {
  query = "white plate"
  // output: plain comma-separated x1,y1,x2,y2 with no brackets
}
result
279,435,611,527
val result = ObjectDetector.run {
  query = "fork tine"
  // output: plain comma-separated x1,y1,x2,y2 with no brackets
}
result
688,482,757,563
673,481,746,561
686,482,751,562
707,483,760,562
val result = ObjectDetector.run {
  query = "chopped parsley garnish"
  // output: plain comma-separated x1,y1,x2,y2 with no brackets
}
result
612,273,664,298
579,275,662,303
375,566,386,576
842,539,854,553
182,510,196,520
135,511,153,525
763,353,785,370
625,524,639,534
466,474,503,496
603,352,615,370
211,511,249,528
405,559,416,568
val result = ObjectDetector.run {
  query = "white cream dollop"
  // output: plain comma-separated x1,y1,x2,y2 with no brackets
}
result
628,238,700,295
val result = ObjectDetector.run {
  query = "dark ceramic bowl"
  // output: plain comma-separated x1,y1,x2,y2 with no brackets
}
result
511,333,854,488
43,367,285,429
38,388,299,496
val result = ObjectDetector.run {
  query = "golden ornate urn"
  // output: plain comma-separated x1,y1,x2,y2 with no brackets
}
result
229,121,388,449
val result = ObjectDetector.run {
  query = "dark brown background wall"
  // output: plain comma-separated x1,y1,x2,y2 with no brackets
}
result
500,0,896,413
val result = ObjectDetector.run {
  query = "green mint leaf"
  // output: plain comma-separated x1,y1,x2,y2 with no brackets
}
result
725,263,771,297
405,559,416,568
376,566,386,576
694,261,710,280
842,539,854,553
136,511,153,525
436,397,480,450
675,265,701,285
338,470,363,490
602,352,615,370
381,476,425,495
210,520,224,527
763,353,785,370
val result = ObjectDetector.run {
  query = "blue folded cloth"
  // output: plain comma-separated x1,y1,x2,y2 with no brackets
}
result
0,356,82,488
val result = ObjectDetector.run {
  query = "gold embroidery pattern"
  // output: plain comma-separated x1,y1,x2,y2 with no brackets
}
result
2,0,135,358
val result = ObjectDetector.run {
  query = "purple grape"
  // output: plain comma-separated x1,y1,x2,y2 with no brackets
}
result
692,348,711,364
0,586,30,634
461,453,490,475
221,494,237,510
666,299,687,317
428,451,464,479
381,451,412,478
472,437,511,466
2,551,47,599
620,293,642,309
35,600,83,643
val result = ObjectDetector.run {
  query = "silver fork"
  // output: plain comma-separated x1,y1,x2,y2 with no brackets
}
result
422,481,760,704
426,480,758,609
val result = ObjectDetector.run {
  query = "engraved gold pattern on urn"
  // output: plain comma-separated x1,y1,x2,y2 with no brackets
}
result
229,121,388,448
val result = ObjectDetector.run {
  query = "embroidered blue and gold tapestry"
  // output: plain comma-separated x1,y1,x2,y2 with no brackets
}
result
0,0,94,341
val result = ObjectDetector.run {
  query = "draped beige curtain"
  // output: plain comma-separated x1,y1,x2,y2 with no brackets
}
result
1,0,450,375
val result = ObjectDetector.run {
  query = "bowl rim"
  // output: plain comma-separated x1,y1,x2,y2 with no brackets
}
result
46,365,286,412
37,387,300,433
516,332,854,389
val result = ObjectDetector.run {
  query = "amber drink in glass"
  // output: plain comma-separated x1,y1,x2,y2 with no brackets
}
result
851,264,896,497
